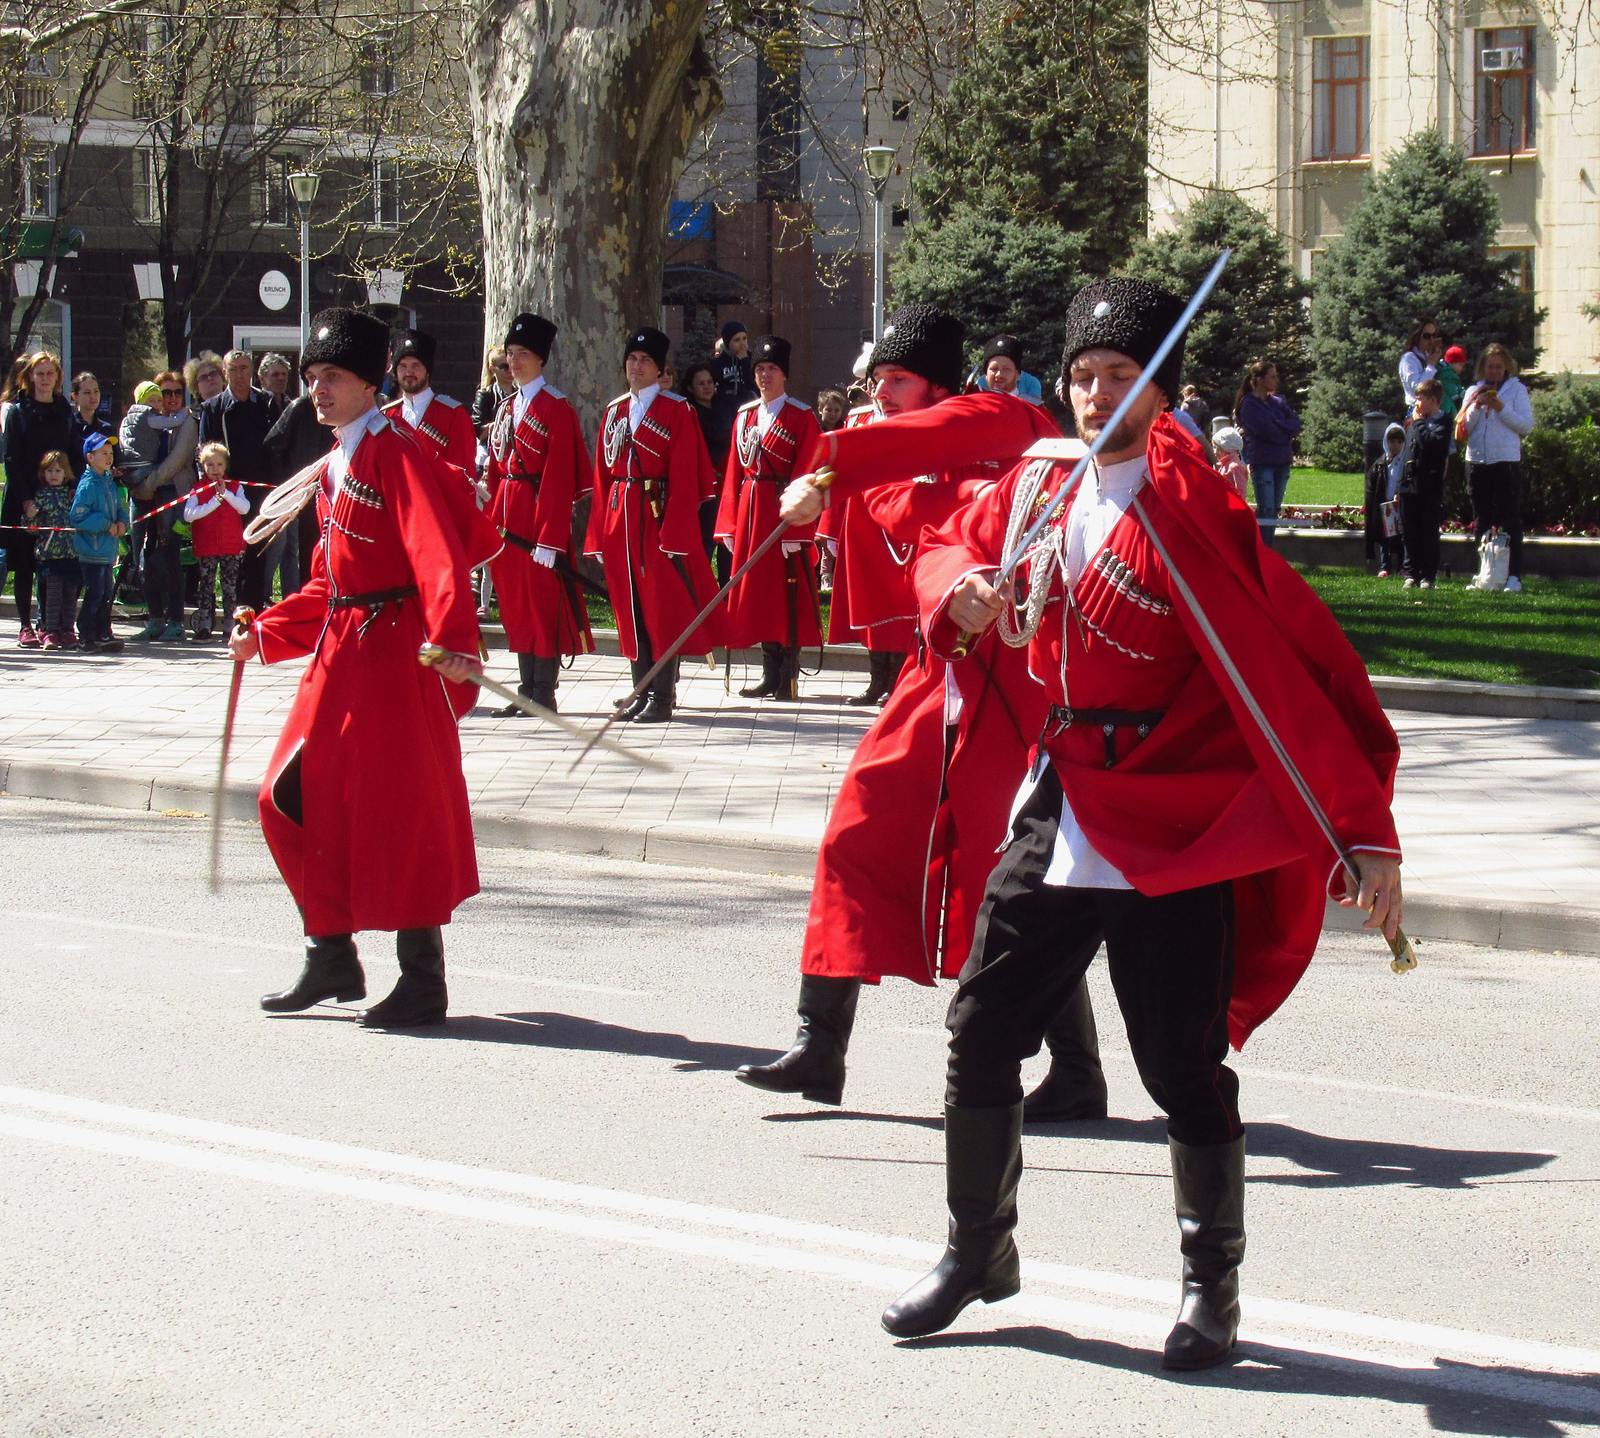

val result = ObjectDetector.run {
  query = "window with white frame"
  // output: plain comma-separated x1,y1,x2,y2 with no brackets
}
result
133,148,165,223
358,38,397,97
22,146,57,218
373,157,402,227
1474,27,1535,155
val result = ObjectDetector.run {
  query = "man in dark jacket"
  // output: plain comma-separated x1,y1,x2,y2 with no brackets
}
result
200,349,279,607
1397,379,1450,590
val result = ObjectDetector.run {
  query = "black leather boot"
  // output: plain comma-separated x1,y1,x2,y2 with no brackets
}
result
360,926,448,1028
735,974,861,1104
882,1103,1024,1338
847,651,888,707
1023,978,1110,1122
740,643,782,699
498,653,539,716
530,655,559,712
633,658,676,724
260,934,364,1012
777,645,801,701
617,658,652,721
1162,1134,1246,1370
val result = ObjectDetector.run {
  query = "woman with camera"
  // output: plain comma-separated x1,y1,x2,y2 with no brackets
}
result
1460,343,1533,592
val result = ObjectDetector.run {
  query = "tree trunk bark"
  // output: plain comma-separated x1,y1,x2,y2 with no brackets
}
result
465,1,719,425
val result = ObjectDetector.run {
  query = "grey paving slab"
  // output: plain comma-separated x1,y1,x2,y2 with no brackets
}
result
0,631,1596,952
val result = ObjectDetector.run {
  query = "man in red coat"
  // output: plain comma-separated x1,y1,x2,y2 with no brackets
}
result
585,326,725,724
484,312,595,713
381,328,478,477
735,306,1105,1119
714,334,822,701
879,278,1404,1371
231,308,500,1030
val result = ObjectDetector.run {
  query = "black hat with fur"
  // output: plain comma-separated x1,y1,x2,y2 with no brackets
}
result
1058,277,1187,405
301,308,392,388
866,304,965,395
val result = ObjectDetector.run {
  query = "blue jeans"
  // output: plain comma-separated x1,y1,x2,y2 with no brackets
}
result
1250,464,1291,547
78,561,114,641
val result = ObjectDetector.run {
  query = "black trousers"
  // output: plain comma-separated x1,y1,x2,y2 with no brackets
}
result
945,765,1241,1146
1398,488,1441,583
1468,461,1523,578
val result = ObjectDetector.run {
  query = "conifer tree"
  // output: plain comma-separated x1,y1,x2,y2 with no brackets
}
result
1118,191,1308,417
1303,129,1541,469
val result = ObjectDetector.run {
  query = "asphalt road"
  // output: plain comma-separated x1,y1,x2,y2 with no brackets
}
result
2,796,1597,1437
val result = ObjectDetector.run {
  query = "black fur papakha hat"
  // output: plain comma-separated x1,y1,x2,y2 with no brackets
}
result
505,313,557,362
625,326,670,370
752,334,791,376
867,304,966,395
391,329,436,375
982,333,1025,368
1059,277,1187,404
301,308,391,388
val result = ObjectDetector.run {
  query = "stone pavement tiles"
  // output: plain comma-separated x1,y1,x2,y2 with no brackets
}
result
0,641,1596,928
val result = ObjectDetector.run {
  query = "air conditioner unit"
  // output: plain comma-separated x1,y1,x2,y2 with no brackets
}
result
1481,47,1524,72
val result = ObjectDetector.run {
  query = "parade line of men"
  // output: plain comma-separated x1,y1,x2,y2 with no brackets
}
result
232,291,1403,1371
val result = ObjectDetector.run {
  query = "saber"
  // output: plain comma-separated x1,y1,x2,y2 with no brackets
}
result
209,606,256,893
953,250,1232,658
567,468,836,772
1129,495,1417,974
417,644,670,772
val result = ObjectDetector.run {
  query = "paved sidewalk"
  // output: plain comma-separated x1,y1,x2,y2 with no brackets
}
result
1,637,1596,955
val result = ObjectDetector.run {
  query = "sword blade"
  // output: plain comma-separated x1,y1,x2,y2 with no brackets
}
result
419,646,670,772
209,607,256,894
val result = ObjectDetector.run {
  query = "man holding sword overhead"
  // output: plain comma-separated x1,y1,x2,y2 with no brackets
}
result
881,277,1404,1369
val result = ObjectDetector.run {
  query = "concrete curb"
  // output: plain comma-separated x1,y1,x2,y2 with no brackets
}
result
5,758,1594,956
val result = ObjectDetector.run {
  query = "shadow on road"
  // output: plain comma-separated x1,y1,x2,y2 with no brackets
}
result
391,1010,775,1071
758,1111,1554,1191
902,1325,1600,1436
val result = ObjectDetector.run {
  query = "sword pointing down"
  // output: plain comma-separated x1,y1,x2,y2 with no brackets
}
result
1129,496,1417,975
952,249,1233,659
209,606,257,893
566,467,837,772
416,645,670,772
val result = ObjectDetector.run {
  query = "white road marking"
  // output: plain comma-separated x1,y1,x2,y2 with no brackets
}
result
3,1085,1599,1396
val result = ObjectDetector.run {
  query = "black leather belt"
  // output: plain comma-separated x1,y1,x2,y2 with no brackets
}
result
1044,705,1165,769
330,585,419,610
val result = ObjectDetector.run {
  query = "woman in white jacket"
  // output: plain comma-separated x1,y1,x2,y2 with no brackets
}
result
1461,343,1534,592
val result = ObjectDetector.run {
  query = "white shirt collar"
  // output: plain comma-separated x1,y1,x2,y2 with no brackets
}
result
756,391,785,434
327,405,380,488
514,374,546,420
401,386,433,427
1090,453,1149,495
627,383,661,432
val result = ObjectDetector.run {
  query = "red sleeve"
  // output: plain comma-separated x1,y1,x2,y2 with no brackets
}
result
811,392,1058,504
384,435,480,657
584,419,610,558
786,406,822,544
446,405,477,475
531,395,584,553
911,465,1020,658
714,430,741,542
256,525,331,664
660,402,708,556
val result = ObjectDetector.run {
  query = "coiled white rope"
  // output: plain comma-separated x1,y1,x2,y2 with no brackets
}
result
242,457,325,547
997,458,1068,649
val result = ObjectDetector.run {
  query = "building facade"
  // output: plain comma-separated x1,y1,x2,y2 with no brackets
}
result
1147,0,1600,373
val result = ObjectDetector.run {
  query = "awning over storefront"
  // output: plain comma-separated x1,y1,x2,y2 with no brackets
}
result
2,222,85,260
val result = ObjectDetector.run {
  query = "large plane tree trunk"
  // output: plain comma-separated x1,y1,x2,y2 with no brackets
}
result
465,3,719,423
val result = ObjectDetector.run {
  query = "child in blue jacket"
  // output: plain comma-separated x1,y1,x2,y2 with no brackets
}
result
69,433,130,652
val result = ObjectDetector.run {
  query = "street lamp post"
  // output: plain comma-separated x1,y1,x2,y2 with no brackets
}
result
863,144,897,342
288,170,321,387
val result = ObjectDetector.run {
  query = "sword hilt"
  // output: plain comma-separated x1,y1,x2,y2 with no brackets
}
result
231,606,256,637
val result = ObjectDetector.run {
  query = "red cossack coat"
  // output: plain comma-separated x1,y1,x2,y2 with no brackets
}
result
915,414,1402,1046
253,414,502,936
484,383,595,658
585,389,726,659
797,393,1061,984
714,394,823,649
382,392,477,478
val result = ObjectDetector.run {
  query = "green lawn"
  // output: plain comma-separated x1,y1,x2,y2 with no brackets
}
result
1297,568,1600,690
1287,467,1363,507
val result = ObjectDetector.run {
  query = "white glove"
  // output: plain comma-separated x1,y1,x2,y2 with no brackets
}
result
824,538,839,557
532,545,559,569
781,542,803,556
475,480,491,507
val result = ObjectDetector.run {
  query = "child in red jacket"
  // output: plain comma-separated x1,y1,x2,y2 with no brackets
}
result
184,441,249,639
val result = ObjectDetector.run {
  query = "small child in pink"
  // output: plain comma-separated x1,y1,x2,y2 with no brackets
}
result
184,442,249,640
1211,427,1249,503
